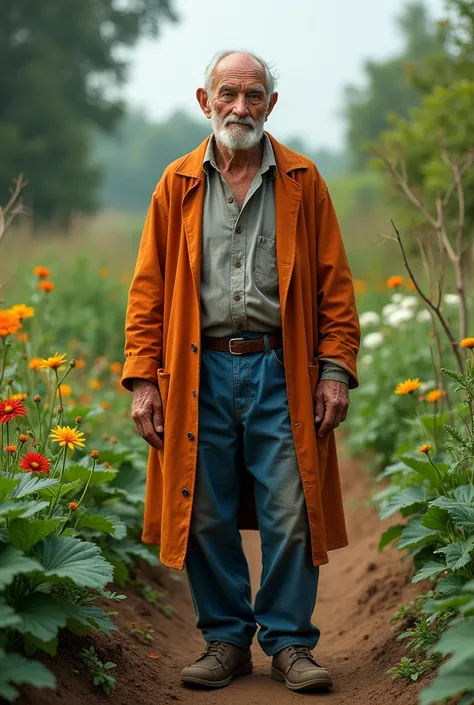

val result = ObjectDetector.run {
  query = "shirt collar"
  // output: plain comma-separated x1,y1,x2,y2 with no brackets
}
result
203,132,276,176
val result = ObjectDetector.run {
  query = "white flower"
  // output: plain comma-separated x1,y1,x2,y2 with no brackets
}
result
417,309,431,322
420,380,437,393
360,354,374,365
391,293,404,303
444,294,459,306
382,303,398,318
387,309,414,327
359,311,380,327
400,296,418,309
362,332,384,349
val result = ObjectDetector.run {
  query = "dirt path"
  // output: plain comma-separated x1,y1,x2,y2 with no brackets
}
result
20,451,430,705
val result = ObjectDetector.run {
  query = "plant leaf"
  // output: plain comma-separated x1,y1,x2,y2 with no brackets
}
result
0,652,56,701
77,514,126,539
379,524,404,551
453,485,474,503
435,536,474,571
428,618,474,670
397,517,439,550
63,603,117,636
0,475,21,500
411,561,446,584
15,595,67,642
0,545,43,589
0,599,21,629
34,535,113,590
419,663,474,705
0,500,50,520
422,505,450,533
436,574,469,597
62,464,117,486
379,486,430,520
8,518,63,553
398,454,439,485
11,475,59,498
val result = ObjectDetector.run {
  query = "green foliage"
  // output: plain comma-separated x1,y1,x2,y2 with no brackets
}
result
79,646,116,695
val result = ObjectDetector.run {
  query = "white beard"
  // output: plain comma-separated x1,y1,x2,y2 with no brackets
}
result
211,111,265,150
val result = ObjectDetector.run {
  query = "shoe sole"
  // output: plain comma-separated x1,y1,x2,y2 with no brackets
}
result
181,661,253,689
271,666,333,692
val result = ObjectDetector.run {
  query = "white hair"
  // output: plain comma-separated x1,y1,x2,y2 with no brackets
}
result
203,49,278,99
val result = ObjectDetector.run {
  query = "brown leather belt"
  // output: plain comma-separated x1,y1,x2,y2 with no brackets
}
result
202,334,283,355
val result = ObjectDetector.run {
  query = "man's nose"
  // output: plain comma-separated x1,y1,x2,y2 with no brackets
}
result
232,95,249,117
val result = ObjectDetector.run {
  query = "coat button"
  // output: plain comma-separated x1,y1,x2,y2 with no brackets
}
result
190,343,197,352
236,226,242,234
192,389,197,397
182,488,190,497
233,294,240,301
227,196,234,203
234,261,241,268
187,432,194,440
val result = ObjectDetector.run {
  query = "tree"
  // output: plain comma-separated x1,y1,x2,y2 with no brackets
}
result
0,0,176,226
343,2,444,169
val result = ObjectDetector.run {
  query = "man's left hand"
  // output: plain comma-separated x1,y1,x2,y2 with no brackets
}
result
314,380,349,437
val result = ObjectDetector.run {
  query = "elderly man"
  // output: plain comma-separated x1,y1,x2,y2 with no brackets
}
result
122,50,360,693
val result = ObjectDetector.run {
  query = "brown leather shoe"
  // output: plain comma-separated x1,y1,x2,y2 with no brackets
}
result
180,641,253,688
271,645,333,691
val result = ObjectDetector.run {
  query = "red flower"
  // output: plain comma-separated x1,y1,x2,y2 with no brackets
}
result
19,452,50,474
0,398,28,424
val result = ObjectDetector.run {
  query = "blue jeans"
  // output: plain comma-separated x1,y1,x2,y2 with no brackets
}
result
184,331,320,656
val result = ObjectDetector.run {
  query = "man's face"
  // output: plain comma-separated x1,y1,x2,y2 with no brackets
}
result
198,53,277,150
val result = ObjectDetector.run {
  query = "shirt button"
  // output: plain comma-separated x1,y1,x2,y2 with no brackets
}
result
233,294,240,301
227,196,234,203
236,226,242,234
190,343,197,352
187,432,194,440
192,389,197,397
236,324,244,331
235,262,241,268
182,488,190,497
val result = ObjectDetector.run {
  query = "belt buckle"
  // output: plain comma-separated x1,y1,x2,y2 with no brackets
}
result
228,337,245,355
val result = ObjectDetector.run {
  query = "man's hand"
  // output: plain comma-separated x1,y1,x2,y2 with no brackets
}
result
314,380,349,437
131,379,164,450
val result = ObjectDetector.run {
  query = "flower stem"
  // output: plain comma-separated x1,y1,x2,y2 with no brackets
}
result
48,446,67,518
0,340,9,387
76,457,96,509
428,455,448,495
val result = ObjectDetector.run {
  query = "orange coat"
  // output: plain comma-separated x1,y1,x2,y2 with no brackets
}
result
121,133,360,571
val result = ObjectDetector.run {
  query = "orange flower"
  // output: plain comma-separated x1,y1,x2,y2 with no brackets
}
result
406,280,416,291
5,445,17,454
395,378,421,395
90,449,100,459
49,425,86,450
38,280,55,293
0,310,22,337
387,275,404,289
29,357,44,370
59,383,72,396
19,452,50,473
18,433,28,444
426,389,442,404
146,653,159,660
460,337,474,350
353,279,367,296
419,444,431,454
68,501,79,512
90,379,102,390
16,332,29,342
11,393,27,401
39,352,67,370
100,400,110,410
9,304,34,320
109,361,122,375
99,267,110,278
75,358,86,369
0,399,27,424
33,266,50,278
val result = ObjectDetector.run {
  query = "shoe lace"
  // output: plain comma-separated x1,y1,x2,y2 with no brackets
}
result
199,641,229,668
286,645,320,668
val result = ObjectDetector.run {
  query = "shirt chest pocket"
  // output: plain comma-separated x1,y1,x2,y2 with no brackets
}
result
254,235,279,296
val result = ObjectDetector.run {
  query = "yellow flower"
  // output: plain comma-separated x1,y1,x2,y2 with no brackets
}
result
11,393,27,401
395,378,421,395
90,379,102,390
9,304,34,320
460,337,474,350
387,275,404,289
49,425,86,450
39,353,67,370
0,310,22,337
29,357,44,370
59,383,72,396
419,444,431,454
426,389,442,404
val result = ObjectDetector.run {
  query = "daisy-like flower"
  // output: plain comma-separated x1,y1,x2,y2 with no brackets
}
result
49,425,86,450
68,501,79,512
38,280,55,293
0,398,28,424
29,357,44,370
426,389,442,404
100,400,110,409
419,444,431,454
0,310,22,337
387,275,404,289
460,337,474,350
39,352,67,370
75,358,86,369
11,392,27,401
109,361,122,374
90,379,102,390
59,383,72,396
19,452,50,473
395,378,421,395
33,266,50,278
5,445,17,454
9,304,34,320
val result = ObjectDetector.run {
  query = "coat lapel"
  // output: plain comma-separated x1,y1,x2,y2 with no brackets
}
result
274,169,302,318
182,175,205,301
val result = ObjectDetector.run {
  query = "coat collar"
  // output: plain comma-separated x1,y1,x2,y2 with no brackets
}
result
174,131,309,178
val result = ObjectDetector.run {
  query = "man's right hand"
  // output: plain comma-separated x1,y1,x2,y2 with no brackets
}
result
131,379,164,450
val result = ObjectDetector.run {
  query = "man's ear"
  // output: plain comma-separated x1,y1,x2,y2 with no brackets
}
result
196,88,212,119
265,92,278,121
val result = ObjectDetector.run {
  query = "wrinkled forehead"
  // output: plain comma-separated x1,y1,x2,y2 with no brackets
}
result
212,53,267,93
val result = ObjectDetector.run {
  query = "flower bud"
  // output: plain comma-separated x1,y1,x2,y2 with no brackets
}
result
18,433,28,444
69,359,77,368
33,395,41,403
6,377,13,384
57,405,63,414
75,415,83,424
68,501,79,512
110,436,117,444
90,449,100,459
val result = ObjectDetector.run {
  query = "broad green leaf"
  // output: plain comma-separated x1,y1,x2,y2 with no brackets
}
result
435,536,474,571
419,412,450,435
11,475,59,499
62,464,117,486
0,599,21,629
0,652,56,701
453,485,474,504
110,539,159,566
109,466,146,504
34,535,113,590
436,574,468,597
379,486,430,520
96,450,131,466
8,518,62,553
24,633,58,657
0,545,43,589
397,517,439,550
0,475,21,499
77,514,126,539
38,480,82,501
107,557,129,586
15,595,67,642
428,618,474,670
422,505,450,533
63,603,117,636
398,454,439,485
0,500,49,520
378,524,404,551
419,663,474,704
458,694,474,705
449,505,474,533
412,561,446,584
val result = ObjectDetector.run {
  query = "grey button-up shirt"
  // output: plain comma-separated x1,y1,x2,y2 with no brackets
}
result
200,134,348,385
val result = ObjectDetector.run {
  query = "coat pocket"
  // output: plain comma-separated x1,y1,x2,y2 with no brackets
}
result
254,235,279,295
156,369,171,417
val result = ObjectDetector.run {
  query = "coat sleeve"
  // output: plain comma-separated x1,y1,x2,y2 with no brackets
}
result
315,184,360,389
121,191,167,392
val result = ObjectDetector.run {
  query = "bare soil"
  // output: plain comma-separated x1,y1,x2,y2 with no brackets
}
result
18,452,434,705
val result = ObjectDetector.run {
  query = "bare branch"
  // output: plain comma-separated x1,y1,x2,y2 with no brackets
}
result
0,175,29,245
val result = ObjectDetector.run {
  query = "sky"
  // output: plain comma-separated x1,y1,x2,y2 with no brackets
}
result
123,0,445,151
